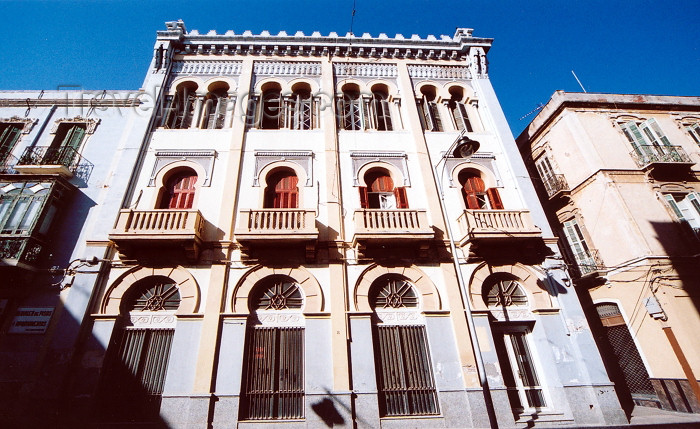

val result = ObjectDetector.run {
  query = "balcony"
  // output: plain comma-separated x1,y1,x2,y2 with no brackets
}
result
629,145,694,170
109,209,204,260
352,209,434,245
0,236,46,269
15,146,94,181
542,174,569,199
571,249,605,279
0,154,18,174
456,209,541,245
235,209,318,243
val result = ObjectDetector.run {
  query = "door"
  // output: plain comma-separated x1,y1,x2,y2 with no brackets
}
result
494,329,546,412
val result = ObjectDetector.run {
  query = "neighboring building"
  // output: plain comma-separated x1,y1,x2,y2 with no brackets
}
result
4,22,628,427
517,91,700,415
0,90,153,424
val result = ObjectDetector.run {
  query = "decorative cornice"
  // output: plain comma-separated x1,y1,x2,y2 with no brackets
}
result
0,117,37,134
350,151,406,159
155,150,217,157
161,21,492,61
0,97,141,108
51,117,100,134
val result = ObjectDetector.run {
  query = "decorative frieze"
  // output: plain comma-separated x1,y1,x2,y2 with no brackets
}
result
129,312,177,328
374,310,423,325
407,65,471,80
334,63,397,78
0,116,38,134
171,60,243,75
149,150,217,187
51,116,100,134
254,61,321,76
254,150,313,186
255,311,304,327
351,151,410,187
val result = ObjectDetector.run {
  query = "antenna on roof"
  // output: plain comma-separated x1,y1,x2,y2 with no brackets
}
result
571,70,587,93
349,0,357,36
519,103,544,121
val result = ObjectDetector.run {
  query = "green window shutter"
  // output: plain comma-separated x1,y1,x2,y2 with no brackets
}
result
0,125,21,158
62,125,86,150
645,118,672,147
688,193,700,218
686,124,700,145
622,121,650,154
664,194,684,219
563,220,590,262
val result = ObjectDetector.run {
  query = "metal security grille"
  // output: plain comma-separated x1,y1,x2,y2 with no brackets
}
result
595,303,655,397
374,325,439,416
101,328,174,421
604,324,656,396
241,327,305,420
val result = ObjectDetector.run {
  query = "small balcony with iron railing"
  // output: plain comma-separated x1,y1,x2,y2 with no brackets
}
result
235,209,318,243
629,145,694,170
0,236,47,269
456,209,542,245
570,249,605,279
109,209,204,260
15,146,94,180
542,174,570,199
352,209,434,245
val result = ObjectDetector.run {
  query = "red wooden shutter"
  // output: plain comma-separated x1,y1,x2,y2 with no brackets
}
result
162,173,197,209
359,186,369,209
462,175,485,210
394,187,409,209
487,188,504,209
273,174,299,208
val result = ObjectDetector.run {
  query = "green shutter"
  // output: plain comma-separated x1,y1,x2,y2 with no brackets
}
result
664,194,684,219
645,118,672,147
0,125,21,160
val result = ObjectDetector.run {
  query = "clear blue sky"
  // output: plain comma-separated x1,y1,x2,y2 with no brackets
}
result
1,0,698,133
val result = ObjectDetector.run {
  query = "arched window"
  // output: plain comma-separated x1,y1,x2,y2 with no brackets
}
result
417,86,442,132
162,82,198,129
260,84,283,129
240,276,305,420
459,170,503,210
484,278,528,307
371,86,393,131
360,169,408,209
264,169,299,209
200,87,229,129
339,85,363,131
369,276,439,417
447,87,473,132
100,276,180,422
160,169,197,209
288,84,313,130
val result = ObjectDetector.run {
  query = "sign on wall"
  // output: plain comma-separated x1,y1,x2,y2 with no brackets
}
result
8,307,54,334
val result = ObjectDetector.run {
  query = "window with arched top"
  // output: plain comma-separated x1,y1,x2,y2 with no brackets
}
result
162,82,198,129
459,170,503,210
264,169,299,209
339,86,363,131
160,169,197,209
484,278,528,308
260,85,284,130
447,87,473,132
240,276,305,420
417,86,442,132
200,87,229,129
100,276,180,422
289,85,313,130
369,276,439,417
371,87,393,131
360,169,408,209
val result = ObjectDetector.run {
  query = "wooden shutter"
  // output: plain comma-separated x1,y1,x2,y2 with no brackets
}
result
359,186,369,209
394,187,409,209
215,97,228,129
0,125,21,160
462,175,485,209
273,174,299,209
162,173,197,209
644,118,672,148
486,188,504,209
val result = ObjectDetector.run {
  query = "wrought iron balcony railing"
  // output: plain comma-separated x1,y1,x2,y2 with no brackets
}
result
0,236,45,266
16,146,94,180
0,154,18,174
629,145,693,169
571,248,604,278
542,174,569,198
457,209,542,244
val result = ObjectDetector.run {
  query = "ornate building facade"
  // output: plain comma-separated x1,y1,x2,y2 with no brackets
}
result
517,91,700,414
1,22,628,427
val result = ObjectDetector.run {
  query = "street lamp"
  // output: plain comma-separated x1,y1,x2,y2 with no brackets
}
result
432,131,498,428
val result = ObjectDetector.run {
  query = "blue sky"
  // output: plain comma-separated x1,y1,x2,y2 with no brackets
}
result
1,0,698,133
